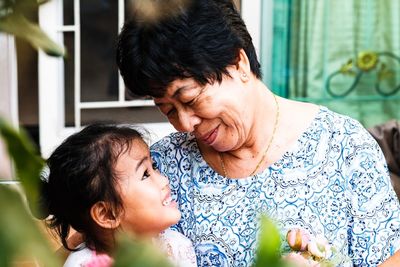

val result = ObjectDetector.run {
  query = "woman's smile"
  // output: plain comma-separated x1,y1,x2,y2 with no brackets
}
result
199,126,219,145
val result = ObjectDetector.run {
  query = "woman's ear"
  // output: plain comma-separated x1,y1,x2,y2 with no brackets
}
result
236,48,251,81
90,201,121,229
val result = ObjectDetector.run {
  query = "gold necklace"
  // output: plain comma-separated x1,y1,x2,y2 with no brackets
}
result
219,94,280,177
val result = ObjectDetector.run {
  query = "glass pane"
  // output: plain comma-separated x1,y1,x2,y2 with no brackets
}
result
63,0,74,25
81,0,119,102
17,38,39,148
64,32,75,127
124,0,131,20
81,107,168,124
16,6,39,151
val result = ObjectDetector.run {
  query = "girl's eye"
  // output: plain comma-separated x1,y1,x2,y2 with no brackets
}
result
142,170,151,180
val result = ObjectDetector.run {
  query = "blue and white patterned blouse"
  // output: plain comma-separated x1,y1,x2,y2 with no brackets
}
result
151,106,400,267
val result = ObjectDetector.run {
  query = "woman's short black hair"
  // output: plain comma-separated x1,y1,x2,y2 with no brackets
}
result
41,124,143,252
116,0,261,98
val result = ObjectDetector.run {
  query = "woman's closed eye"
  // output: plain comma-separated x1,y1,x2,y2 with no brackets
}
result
166,98,197,115
156,103,175,117
180,86,204,106
166,108,176,117
184,97,197,106
184,88,205,106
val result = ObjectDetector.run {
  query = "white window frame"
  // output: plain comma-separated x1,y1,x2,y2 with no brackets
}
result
0,33,18,180
38,0,263,158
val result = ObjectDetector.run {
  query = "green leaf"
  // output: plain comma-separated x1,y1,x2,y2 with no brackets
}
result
0,0,45,25
0,185,61,267
6,0,52,16
37,0,52,5
254,215,286,267
0,12,65,57
0,118,45,217
113,234,175,267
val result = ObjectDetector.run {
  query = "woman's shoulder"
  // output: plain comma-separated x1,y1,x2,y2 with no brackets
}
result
280,101,365,145
287,105,378,156
312,106,381,154
151,132,197,154
315,106,368,135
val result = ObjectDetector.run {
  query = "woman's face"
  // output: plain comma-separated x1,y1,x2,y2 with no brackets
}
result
115,139,181,236
154,67,251,152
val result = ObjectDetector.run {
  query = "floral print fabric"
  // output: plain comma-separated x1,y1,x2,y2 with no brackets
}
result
151,106,400,267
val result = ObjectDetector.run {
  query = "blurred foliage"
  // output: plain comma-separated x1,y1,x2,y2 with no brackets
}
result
0,185,61,267
0,0,65,56
254,216,288,267
0,117,44,217
114,234,174,267
0,118,60,266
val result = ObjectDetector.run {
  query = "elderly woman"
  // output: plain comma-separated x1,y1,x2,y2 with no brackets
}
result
116,0,400,266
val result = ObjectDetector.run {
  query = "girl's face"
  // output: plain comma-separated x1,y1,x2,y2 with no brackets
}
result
115,139,181,236
153,66,251,153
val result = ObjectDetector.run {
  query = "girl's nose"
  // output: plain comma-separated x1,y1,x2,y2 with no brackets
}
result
153,169,169,188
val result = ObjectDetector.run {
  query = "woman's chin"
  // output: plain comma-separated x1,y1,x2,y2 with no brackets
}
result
210,143,235,153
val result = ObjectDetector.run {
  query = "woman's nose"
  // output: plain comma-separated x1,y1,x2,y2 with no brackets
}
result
175,109,201,132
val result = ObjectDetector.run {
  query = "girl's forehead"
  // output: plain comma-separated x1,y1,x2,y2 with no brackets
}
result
115,139,150,173
125,139,150,157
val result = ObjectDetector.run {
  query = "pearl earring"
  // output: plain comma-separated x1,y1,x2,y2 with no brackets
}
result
241,73,247,78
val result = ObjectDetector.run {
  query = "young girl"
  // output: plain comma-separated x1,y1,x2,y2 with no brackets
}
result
40,124,197,267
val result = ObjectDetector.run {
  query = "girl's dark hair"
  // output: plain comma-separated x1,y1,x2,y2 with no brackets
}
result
116,0,261,98
40,124,143,252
